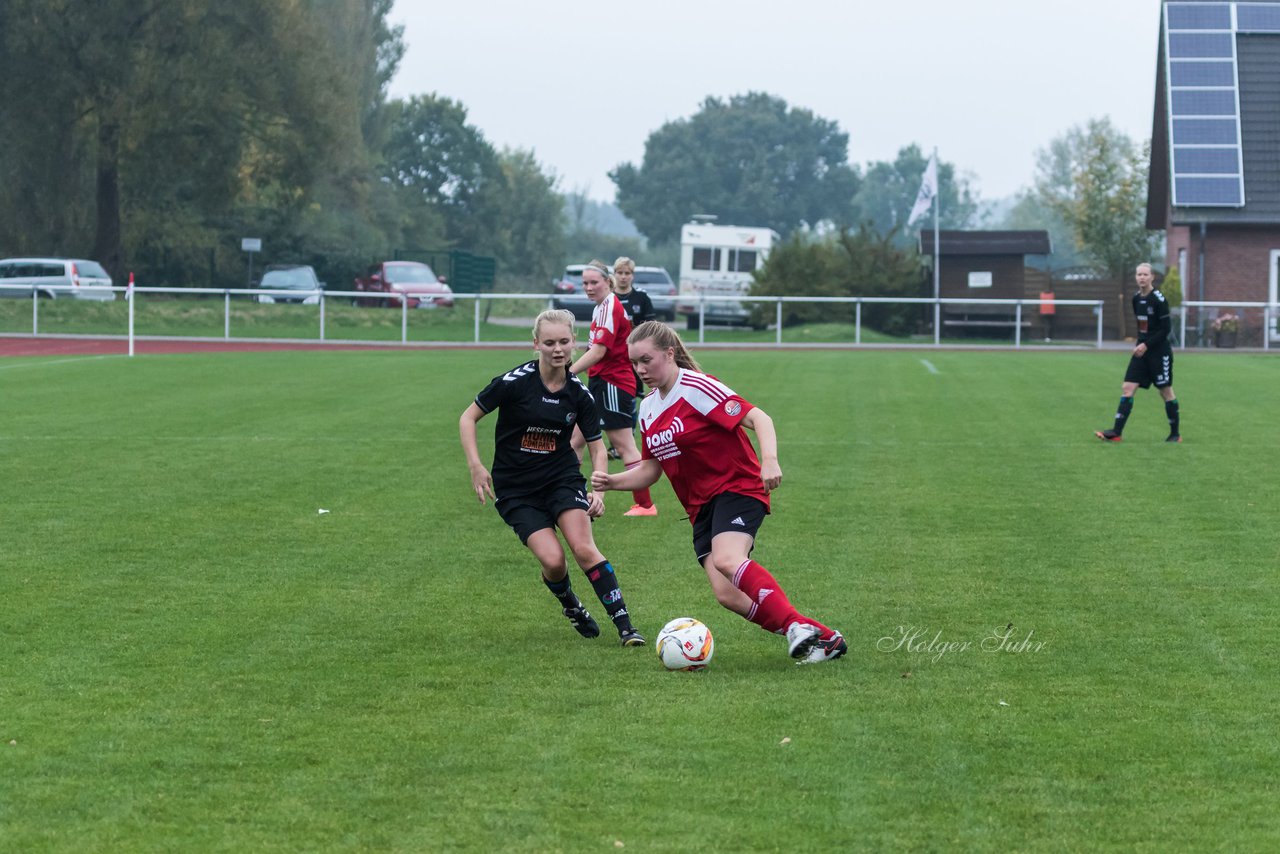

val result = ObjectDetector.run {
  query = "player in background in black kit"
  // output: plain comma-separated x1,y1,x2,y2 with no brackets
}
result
459,309,646,646
1095,263,1182,443
612,257,656,328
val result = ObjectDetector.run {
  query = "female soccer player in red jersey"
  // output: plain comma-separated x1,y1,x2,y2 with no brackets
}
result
591,321,846,664
460,309,645,646
569,260,657,517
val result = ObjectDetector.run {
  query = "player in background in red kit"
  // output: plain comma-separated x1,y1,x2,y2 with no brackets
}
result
591,321,846,664
569,260,657,517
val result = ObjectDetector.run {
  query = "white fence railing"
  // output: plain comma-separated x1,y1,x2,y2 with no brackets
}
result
4,284,1277,353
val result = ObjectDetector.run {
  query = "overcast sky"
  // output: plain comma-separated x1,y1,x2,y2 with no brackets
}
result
387,0,1160,205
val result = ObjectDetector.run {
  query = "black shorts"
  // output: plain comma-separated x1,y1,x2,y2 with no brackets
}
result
496,478,591,545
588,376,637,430
1124,346,1174,389
691,492,768,562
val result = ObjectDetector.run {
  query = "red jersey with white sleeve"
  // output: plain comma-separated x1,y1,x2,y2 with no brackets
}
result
587,293,637,395
638,368,767,521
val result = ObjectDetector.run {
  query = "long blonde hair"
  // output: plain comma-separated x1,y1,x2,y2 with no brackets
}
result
533,308,576,340
628,320,701,372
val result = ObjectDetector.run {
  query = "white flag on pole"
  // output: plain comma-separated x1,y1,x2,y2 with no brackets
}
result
906,154,938,228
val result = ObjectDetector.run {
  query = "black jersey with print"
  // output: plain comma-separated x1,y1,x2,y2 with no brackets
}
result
474,361,602,497
1132,288,1171,348
616,288,656,326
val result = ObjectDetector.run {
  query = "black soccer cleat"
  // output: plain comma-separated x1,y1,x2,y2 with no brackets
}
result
1166,434,1182,443
1094,429,1122,442
618,627,647,647
563,606,600,639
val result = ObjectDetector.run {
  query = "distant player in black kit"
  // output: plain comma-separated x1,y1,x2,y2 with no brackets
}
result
1095,263,1182,443
612,256,656,328
459,309,646,645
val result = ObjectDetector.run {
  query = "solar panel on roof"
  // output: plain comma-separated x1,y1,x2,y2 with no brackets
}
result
1171,89,1238,115
1165,4,1246,208
1167,3,1233,30
1174,177,1244,206
1173,148,1242,174
1169,31,1235,56
1169,61,1236,86
1237,4,1280,32
1172,118,1239,144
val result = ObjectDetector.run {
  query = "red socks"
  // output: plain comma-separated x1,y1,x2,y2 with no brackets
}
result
732,559,831,637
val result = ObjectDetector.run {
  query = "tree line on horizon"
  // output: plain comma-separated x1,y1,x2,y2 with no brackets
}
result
0,1,1154,293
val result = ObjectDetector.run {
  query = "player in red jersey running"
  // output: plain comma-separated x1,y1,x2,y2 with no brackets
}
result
591,321,846,664
569,260,657,517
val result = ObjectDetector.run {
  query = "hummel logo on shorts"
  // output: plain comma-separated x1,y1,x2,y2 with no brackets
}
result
731,516,746,526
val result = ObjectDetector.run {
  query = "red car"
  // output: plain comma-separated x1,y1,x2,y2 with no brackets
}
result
353,261,454,308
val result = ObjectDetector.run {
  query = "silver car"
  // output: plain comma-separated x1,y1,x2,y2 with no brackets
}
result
633,266,676,322
255,265,324,305
0,258,115,300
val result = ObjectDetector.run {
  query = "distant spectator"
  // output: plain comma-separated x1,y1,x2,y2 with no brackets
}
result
1039,284,1056,342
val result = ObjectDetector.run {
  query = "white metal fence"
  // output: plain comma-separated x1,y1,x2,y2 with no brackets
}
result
3,284,1277,353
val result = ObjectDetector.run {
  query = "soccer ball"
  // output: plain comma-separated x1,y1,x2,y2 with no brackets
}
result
656,617,714,671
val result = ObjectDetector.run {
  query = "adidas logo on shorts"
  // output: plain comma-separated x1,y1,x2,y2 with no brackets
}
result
731,516,746,526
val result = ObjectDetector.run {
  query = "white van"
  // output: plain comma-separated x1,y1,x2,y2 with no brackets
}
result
0,258,115,300
677,222,778,329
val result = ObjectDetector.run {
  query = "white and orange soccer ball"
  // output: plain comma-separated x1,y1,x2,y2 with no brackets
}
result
656,617,714,671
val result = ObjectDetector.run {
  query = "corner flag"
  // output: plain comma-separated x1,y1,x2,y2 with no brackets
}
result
906,154,938,228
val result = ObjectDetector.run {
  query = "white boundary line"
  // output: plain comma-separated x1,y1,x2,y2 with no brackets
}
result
0,355,120,371
920,359,940,374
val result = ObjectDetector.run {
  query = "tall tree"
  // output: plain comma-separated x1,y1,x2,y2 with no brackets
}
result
0,0,403,284
611,92,860,243
382,94,503,253
852,145,979,242
488,148,566,285
1032,118,1160,278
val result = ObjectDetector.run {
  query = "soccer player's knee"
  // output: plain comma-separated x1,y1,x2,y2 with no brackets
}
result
710,552,741,578
568,544,599,570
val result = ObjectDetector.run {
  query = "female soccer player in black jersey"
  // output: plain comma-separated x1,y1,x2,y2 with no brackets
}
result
1094,263,1182,443
459,309,645,646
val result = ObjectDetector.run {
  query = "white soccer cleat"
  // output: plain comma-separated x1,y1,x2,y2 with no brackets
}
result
786,622,821,659
798,632,848,665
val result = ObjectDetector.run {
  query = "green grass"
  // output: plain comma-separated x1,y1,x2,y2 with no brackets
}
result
2,349,1278,851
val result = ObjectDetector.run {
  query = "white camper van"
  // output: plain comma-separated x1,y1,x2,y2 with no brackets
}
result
677,222,779,329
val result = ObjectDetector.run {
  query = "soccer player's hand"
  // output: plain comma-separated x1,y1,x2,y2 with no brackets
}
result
470,465,496,504
586,491,605,518
590,470,613,492
1133,342,1147,357
761,460,782,493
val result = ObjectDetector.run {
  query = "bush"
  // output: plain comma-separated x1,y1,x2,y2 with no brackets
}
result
1160,266,1183,308
750,226,925,335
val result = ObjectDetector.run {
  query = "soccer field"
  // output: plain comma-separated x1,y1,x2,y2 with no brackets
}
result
2,347,1278,851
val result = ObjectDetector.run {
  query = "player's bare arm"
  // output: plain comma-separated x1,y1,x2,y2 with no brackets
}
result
741,407,782,493
585,438,609,517
458,403,496,504
569,343,608,375
592,459,662,493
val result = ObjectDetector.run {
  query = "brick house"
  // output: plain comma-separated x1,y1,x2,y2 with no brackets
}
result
1147,0,1280,342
